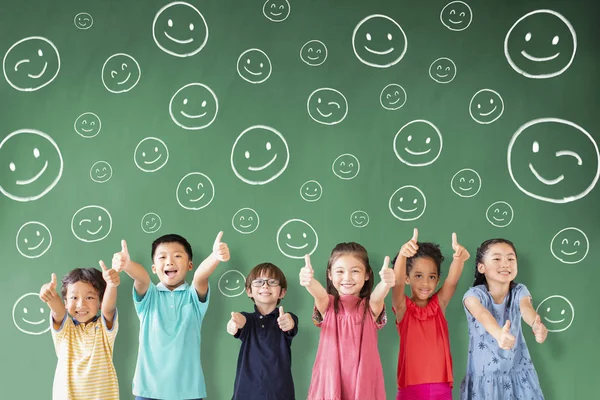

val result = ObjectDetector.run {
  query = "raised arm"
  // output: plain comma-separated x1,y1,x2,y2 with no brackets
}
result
438,232,470,310
392,228,419,322
370,256,395,320
464,296,515,350
115,240,151,297
520,296,548,343
99,260,120,329
299,254,329,316
193,231,230,300
39,273,66,330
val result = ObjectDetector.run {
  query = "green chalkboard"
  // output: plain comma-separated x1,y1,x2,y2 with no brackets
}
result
1,0,598,398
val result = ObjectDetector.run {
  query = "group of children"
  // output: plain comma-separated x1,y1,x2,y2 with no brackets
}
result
39,229,548,399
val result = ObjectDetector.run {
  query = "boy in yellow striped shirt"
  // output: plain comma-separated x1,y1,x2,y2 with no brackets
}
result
39,260,121,400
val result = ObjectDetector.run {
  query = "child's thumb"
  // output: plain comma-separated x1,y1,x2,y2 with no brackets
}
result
99,260,108,271
381,256,390,272
304,254,313,271
503,320,511,332
279,306,284,317
534,315,541,326
50,273,57,286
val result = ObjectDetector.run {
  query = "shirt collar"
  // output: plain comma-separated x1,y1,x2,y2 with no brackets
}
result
72,315,99,326
157,281,190,291
253,304,279,317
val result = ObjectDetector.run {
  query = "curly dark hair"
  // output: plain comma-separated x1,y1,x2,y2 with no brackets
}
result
60,268,106,301
392,242,445,276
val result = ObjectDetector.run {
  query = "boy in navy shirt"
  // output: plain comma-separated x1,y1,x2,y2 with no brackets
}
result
227,262,298,400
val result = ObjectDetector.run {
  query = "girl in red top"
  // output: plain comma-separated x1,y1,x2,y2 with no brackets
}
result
392,229,470,400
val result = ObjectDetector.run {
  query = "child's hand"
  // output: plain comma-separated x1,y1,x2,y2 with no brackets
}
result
451,232,470,262
39,273,58,303
299,254,314,287
227,312,245,335
212,231,230,262
112,240,130,272
379,256,395,288
497,320,516,350
399,228,419,258
100,260,120,288
277,306,295,332
532,315,548,343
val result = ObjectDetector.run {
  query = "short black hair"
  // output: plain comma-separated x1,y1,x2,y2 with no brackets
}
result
151,234,193,260
61,268,106,301
392,242,445,276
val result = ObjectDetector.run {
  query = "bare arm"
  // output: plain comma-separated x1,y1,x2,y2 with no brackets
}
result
193,231,230,300
299,254,329,316
370,256,394,320
39,273,66,330
392,228,419,322
438,233,470,310
113,240,151,297
464,296,515,350
99,260,119,329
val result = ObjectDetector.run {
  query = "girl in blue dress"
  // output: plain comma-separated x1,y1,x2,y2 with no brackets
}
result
460,238,548,399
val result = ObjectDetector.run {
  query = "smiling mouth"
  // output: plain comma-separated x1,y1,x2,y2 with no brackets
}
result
307,55,320,60
16,160,49,185
248,154,277,171
397,206,417,213
85,226,104,235
270,11,283,16
364,46,394,55
28,62,48,79
545,317,565,323
405,147,431,156
27,238,45,250
388,97,400,105
243,66,263,76
286,242,308,250
458,186,473,191
492,216,506,222
436,72,449,78
81,127,94,132
479,106,498,116
180,110,208,119
189,193,206,202
304,192,318,197
117,73,132,85
339,169,353,174
146,223,157,230
521,51,560,62
448,19,464,24
560,250,577,256
529,163,564,185
225,285,241,290
96,173,107,179
239,223,252,229
144,154,162,165
164,31,194,44
22,318,45,325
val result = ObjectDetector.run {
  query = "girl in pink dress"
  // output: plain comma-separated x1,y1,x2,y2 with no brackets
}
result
299,242,395,400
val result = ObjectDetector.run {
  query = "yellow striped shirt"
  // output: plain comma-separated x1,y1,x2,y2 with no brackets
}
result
51,312,119,400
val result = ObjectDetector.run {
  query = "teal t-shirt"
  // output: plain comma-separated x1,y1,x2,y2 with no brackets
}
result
132,281,210,399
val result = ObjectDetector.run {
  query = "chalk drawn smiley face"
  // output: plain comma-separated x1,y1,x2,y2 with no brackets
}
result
13,293,50,335
300,40,327,66
0,129,63,202
71,205,112,243
352,14,407,68
332,154,360,180
153,1,208,57
389,185,426,221
440,1,473,31
485,201,514,228
263,0,291,22
232,208,260,234
507,118,599,204
74,12,93,30
307,88,348,125
237,49,272,84
550,227,589,264
101,53,141,93
276,219,319,259
394,120,443,167
300,180,323,202
451,168,482,198
3,36,60,92
74,112,101,138
350,211,370,228
231,125,289,185
134,137,169,173
16,221,52,259
218,270,246,297
176,172,215,210
141,212,162,234
469,89,504,124
429,57,457,83
169,83,218,130
90,161,113,183
536,295,574,332
504,10,576,79
380,84,407,110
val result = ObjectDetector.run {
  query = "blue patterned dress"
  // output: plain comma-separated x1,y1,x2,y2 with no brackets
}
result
460,284,544,399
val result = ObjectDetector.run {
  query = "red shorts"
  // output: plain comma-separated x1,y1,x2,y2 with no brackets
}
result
397,382,452,400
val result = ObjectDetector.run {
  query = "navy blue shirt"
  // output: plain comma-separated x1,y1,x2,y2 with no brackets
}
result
232,305,298,400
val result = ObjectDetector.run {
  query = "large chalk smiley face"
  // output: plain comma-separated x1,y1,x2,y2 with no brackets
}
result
451,168,482,198
232,208,260,234
429,57,457,83
440,1,473,31
536,295,574,332
218,270,246,297
263,0,291,22
237,49,272,84
389,185,427,221
393,120,443,167
13,293,50,335
176,172,215,210
231,125,289,185
352,14,407,68
74,112,101,138
71,205,112,242
90,161,113,183
332,153,360,180
134,137,169,172
169,83,218,130
469,89,504,124
485,201,514,228
276,219,319,259
300,40,327,66
74,13,93,30
3,36,60,92
153,1,208,57
0,129,63,202
507,118,599,204
16,221,52,259
307,88,348,125
504,10,576,79
101,53,141,93
550,227,589,264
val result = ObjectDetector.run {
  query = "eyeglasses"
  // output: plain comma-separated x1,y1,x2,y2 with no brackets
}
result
251,278,280,287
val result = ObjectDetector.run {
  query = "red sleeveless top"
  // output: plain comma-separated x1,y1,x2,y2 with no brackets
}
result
394,294,453,388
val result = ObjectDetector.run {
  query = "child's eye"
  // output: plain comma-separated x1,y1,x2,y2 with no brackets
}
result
415,274,422,278
86,297,94,300
430,276,436,280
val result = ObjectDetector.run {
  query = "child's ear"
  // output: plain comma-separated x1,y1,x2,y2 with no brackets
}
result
405,276,411,285
246,287,252,298
279,288,287,299
187,261,193,271
151,264,157,274
477,263,485,274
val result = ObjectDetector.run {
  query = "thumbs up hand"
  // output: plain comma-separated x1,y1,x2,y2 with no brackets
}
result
113,240,131,272
277,306,295,332
39,273,59,303
212,231,230,262
497,320,516,350
532,315,548,343
227,312,246,335
100,260,120,288
379,256,395,288
299,254,314,287
399,228,419,258
451,232,470,262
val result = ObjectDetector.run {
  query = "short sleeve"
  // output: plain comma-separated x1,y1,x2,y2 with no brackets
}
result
234,311,251,341
463,286,487,315
513,283,531,303
374,304,387,330
190,283,210,317
101,309,119,348
51,314,71,350
134,283,155,316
